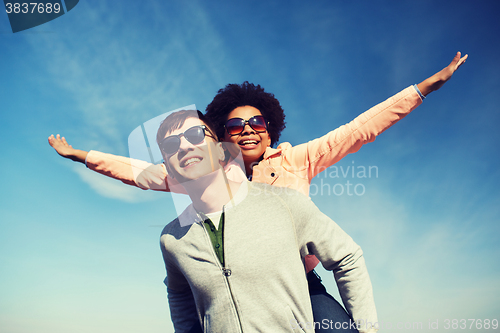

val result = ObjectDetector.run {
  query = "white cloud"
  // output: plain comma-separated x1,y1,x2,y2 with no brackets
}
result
72,165,159,203
23,1,235,201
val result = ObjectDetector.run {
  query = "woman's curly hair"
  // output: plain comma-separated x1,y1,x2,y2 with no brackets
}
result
205,81,286,147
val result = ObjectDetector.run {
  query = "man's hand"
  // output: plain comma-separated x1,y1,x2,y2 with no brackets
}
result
48,134,88,163
417,51,468,97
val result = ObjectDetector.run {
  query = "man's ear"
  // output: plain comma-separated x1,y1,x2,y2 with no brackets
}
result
216,142,225,162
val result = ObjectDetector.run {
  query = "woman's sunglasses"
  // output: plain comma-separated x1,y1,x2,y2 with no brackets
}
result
224,115,268,136
159,125,215,155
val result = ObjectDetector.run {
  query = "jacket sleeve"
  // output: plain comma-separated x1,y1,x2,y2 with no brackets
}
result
85,150,176,191
284,193,378,332
282,86,422,180
161,235,200,333
166,282,200,333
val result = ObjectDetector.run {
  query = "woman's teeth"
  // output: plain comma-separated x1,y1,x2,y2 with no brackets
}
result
241,140,258,145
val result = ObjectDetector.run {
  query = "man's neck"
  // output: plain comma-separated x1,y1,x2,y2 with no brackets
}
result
182,168,242,214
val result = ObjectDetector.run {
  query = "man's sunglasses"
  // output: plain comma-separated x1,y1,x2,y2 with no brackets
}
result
225,115,268,136
159,125,215,155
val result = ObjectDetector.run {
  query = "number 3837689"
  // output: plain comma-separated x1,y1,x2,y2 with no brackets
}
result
5,3,61,14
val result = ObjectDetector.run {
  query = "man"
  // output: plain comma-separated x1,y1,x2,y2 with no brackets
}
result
158,110,377,333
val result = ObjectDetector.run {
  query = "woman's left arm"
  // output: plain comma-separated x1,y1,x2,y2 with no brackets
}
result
417,52,468,96
286,52,467,181
286,85,422,180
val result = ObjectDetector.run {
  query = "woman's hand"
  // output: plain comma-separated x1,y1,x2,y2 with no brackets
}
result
48,134,88,163
417,51,468,97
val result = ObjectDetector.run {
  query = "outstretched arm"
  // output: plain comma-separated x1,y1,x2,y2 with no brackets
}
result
48,134,172,191
417,51,468,97
280,52,468,183
48,134,88,163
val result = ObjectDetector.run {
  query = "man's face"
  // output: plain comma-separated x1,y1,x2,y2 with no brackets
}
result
222,105,271,165
162,117,223,183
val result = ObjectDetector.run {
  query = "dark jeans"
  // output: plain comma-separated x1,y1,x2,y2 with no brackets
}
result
308,270,359,332
187,321,203,333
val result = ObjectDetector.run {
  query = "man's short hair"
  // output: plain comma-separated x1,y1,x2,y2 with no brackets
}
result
156,109,218,145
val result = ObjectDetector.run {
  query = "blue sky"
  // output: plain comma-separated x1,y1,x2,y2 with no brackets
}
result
1,1,499,332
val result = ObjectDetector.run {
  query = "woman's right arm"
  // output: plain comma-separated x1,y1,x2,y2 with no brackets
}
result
48,134,88,163
48,134,171,191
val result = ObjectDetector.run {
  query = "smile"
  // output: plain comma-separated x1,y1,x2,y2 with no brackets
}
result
239,139,259,146
180,157,202,168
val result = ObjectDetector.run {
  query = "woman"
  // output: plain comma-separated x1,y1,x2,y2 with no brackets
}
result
49,52,467,332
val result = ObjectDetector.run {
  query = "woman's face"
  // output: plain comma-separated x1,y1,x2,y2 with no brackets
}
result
222,105,271,166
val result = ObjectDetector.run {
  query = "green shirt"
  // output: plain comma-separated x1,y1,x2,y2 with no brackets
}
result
202,212,225,266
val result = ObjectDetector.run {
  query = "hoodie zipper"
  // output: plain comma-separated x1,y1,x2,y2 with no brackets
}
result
200,209,244,332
